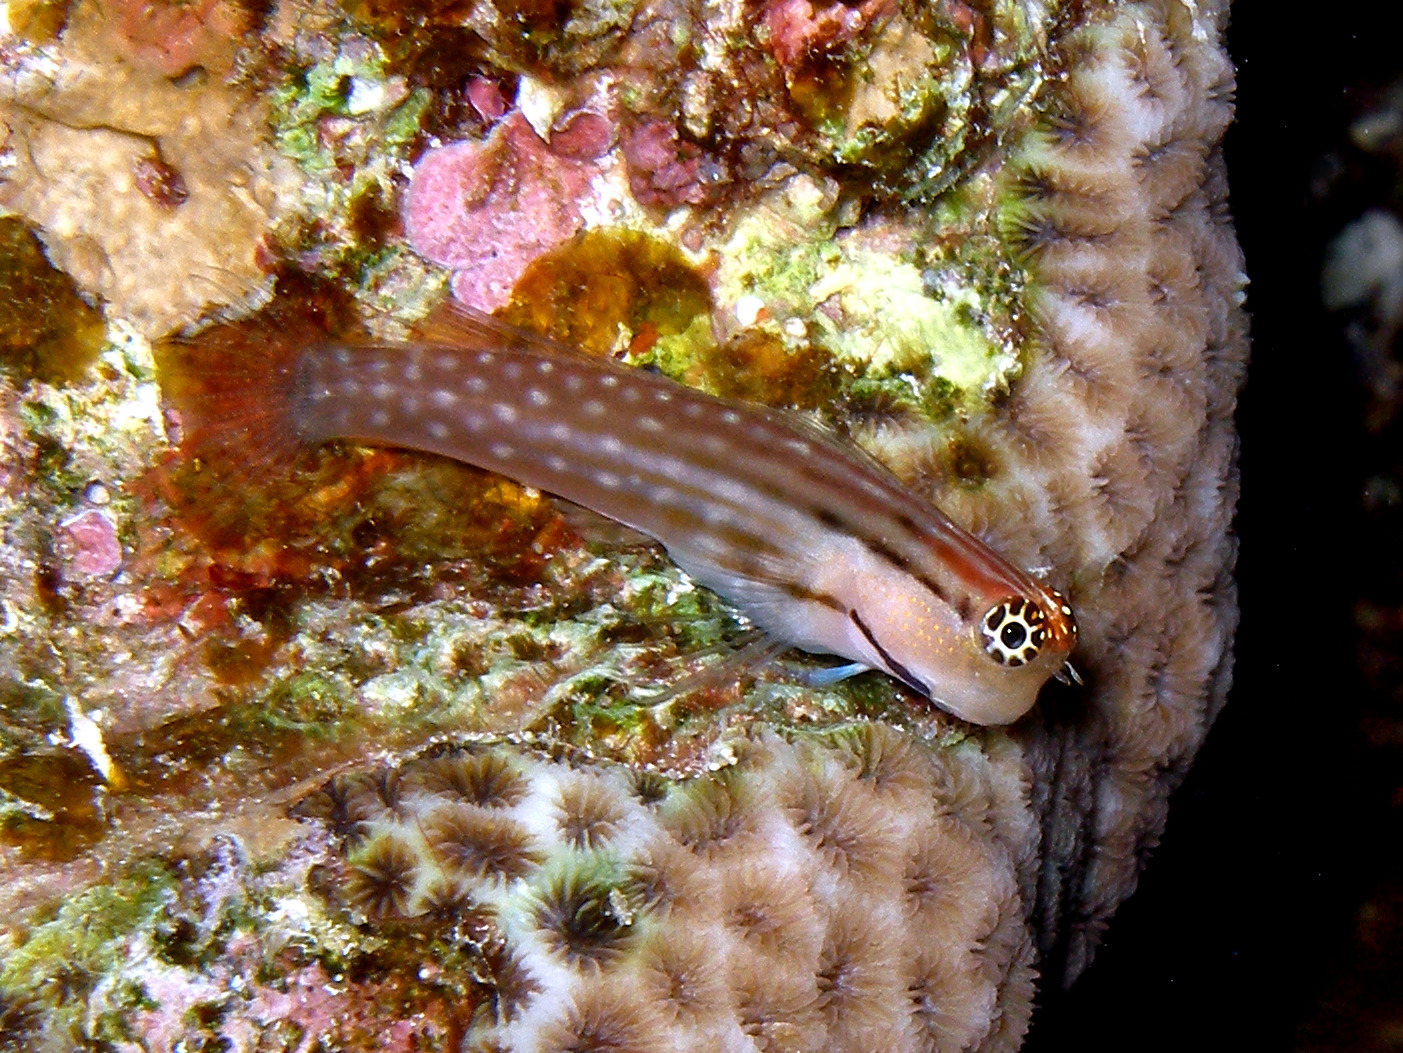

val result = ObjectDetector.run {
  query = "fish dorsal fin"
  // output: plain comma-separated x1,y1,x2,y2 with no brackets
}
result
410,301,588,360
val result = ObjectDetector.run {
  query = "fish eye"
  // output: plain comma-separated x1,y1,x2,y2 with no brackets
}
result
980,597,1047,667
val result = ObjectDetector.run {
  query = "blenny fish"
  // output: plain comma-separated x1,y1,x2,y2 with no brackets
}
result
168,305,1076,725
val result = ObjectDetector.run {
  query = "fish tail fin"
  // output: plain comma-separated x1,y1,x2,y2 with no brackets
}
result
150,289,364,559
156,313,322,482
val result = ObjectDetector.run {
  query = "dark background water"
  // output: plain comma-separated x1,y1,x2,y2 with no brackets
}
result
1027,2,1403,1049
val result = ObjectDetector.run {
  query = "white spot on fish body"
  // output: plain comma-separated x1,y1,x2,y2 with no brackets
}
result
638,416,663,432
477,352,495,366
654,390,673,402
547,455,568,472
583,401,605,417
491,443,514,459
428,421,449,440
370,409,391,428
549,423,572,442
372,381,395,400
564,375,584,394
493,403,518,423
528,389,550,407
623,387,641,403
432,390,457,408
721,410,741,425
600,436,625,455
538,360,555,375
601,374,620,388
467,377,487,394
684,402,704,418
596,471,621,488
404,361,422,382
504,361,523,381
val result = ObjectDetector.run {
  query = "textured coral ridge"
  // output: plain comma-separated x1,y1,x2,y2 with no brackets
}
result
297,725,1037,1053
976,0,1245,982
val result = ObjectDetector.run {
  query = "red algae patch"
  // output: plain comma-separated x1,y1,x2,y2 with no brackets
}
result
620,118,726,209
761,0,896,71
56,509,123,580
403,113,598,311
98,0,256,78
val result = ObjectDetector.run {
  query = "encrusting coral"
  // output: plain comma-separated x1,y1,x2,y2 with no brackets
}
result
0,0,1244,1047
290,729,1036,1053
990,0,1245,980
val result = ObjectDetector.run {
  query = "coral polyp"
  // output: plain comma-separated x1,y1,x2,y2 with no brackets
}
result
286,733,1032,1051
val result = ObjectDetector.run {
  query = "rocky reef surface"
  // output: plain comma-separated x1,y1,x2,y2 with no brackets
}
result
0,0,1245,1049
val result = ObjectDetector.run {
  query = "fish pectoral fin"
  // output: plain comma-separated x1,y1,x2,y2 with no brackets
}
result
634,631,790,708
548,497,656,550
788,661,871,688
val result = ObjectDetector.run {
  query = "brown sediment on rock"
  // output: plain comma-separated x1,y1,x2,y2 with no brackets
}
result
0,217,106,385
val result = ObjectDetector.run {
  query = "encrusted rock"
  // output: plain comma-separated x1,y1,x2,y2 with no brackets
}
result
0,0,1244,1046
0,7,295,336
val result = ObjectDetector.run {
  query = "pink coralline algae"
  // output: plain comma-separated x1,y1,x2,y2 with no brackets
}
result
403,114,598,311
465,78,508,124
761,0,896,69
56,509,123,579
621,119,726,209
550,111,616,161
98,0,251,77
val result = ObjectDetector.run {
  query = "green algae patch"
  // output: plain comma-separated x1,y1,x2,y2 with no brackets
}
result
0,861,177,1016
0,218,106,386
268,40,440,315
711,178,1018,420
809,250,1005,390
806,14,955,175
712,177,840,322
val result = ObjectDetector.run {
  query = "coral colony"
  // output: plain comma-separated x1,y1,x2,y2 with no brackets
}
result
0,0,1243,1049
